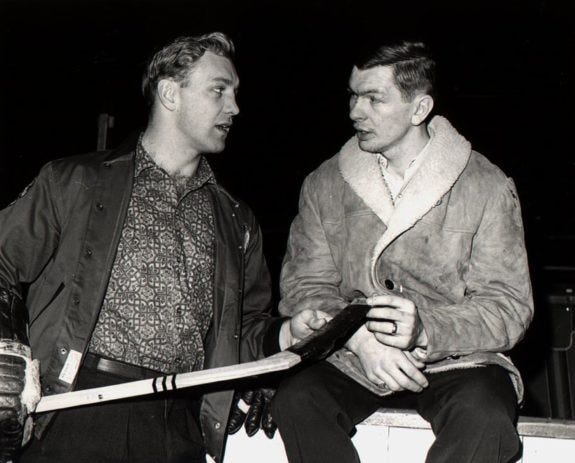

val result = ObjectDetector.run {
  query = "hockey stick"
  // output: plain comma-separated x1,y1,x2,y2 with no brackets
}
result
35,303,370,413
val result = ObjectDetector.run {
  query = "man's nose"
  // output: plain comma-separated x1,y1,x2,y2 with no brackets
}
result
349,98,365,121
227,95,240,116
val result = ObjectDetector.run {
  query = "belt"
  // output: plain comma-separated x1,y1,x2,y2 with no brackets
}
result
83,353,162,380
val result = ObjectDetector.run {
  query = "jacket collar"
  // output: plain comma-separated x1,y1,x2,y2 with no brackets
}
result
338,115,472,270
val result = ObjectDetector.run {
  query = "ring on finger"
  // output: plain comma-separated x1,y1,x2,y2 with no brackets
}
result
390,322,398,335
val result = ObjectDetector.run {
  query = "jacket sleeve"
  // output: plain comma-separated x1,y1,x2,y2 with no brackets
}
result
0,164,62,339
0,164,62,287
418,177,534,362
0,289,29,344
278,172,348,318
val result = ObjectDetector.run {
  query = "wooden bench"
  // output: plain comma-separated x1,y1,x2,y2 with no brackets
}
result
225,409,575,462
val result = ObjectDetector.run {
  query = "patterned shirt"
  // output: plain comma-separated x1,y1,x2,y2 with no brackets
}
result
89,140,216,373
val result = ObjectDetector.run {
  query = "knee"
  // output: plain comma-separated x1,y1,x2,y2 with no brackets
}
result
272,368,322,414
271,365,337,425
445,367,517,428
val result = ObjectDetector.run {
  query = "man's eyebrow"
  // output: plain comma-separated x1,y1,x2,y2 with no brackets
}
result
357,87,387,96
211,77,238,87
347,85,387,96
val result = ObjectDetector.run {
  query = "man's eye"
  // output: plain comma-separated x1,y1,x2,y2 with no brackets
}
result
213,87,225,96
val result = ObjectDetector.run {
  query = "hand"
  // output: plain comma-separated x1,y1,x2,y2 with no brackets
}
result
348,326,428,393
365,294,428,351
279,309,331,350
0,344,40,463
227,388,277,438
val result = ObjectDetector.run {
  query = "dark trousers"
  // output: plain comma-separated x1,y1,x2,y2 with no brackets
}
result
20,366,206,463
271,361,521,463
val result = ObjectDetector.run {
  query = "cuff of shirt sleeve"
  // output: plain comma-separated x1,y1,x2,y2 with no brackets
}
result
263,317,290,357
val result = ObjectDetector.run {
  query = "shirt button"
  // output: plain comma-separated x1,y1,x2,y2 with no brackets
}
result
175,357,182,364
384,279,395,290
176,308,182,316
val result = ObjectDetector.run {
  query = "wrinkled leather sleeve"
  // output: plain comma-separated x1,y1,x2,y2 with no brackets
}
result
0,288,29,345
278,170,349,319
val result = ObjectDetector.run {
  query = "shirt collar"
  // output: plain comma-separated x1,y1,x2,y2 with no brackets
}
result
377,137,432,174
134,134,217,189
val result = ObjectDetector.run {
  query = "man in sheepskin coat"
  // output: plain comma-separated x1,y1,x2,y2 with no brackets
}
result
271,41,533,463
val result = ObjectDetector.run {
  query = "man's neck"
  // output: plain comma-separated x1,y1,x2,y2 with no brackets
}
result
141,125,201,178
382,125,430,179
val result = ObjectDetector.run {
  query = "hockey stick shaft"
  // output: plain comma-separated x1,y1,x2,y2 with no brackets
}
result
35,303,370,413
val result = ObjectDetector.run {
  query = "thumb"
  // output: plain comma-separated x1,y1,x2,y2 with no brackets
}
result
309,314,328,330
311,310,332,327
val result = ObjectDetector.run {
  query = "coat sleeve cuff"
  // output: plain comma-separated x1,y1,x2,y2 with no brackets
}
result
262,317,290,357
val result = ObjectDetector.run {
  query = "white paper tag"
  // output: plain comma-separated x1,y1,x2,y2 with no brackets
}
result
58,350,83,384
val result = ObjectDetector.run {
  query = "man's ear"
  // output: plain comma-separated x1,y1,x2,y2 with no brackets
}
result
411,94,434,126
156,79,178,111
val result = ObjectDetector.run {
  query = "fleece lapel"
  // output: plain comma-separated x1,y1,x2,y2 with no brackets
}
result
339,116,472,277
338,137,395,224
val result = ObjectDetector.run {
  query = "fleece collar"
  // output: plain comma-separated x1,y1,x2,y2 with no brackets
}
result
338,116,472,278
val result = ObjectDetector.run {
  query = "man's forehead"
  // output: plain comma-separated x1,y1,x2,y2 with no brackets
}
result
349,65,395,92
189,52,239,87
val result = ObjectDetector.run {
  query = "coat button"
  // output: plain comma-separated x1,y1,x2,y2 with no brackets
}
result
384,279,395,290
214,422,221,430
72,296,80,305
59,348,67,355
96,202,104,211
85,248,93,257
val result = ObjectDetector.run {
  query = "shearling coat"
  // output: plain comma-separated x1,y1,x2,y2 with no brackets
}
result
279,116,533,399
0,139,280,462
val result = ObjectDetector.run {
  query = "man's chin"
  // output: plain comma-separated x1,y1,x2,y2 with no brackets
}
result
356,138,381,154
203,141,227,155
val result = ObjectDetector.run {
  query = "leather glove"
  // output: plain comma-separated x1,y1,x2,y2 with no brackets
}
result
0,342,41,463
227,388,277,438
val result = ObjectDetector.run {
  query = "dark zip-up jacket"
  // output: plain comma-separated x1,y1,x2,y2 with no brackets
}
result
0,140,280,461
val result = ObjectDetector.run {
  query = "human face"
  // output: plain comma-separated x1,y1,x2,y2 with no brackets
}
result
174,51,240,155
349,65,417,156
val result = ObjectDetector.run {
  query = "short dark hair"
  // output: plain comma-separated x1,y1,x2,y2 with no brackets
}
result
142,32,235,106
355,41,436,101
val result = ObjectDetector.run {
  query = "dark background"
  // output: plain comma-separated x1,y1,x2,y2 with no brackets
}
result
1,0,574,418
